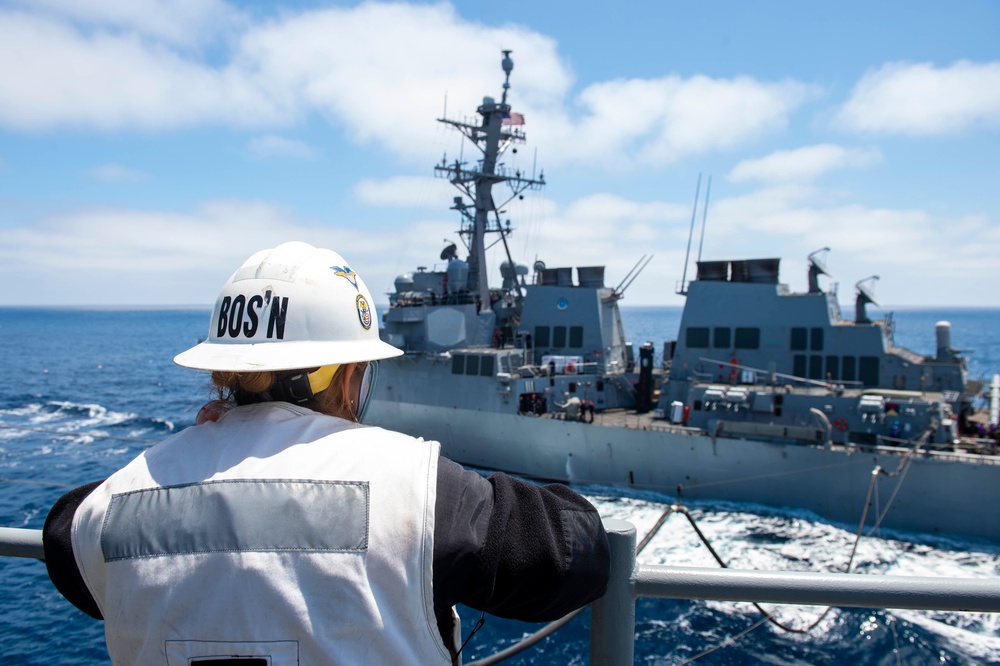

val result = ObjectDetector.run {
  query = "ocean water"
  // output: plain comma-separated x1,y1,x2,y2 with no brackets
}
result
1,305,998,665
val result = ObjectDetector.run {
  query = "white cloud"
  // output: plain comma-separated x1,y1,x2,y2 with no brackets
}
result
836,60,1000,135
728,144,882,184
702,186,997,304
7,0,242,48
0,186,995,307
544,75,817,166
0,3,815,166
87,163,147,183
0,10,290,130
0,199,459,305
236,2,570,162
498,193,691,293
246,134,319,160
354,176,455,208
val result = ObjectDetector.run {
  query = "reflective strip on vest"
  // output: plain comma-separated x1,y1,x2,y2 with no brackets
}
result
101,480,369,561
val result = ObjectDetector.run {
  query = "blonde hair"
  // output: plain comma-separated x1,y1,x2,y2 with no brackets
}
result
211,370,273,399
210,365,358,421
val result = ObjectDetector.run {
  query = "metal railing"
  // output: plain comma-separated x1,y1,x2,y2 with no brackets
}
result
591,519,1000,665
0,527,43,559
4,521,1000,665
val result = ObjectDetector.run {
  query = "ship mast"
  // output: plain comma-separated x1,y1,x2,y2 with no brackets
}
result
435,50,545,312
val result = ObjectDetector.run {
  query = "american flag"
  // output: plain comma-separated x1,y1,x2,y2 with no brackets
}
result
502,112,525,126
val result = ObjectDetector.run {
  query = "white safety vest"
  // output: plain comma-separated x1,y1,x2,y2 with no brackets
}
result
71,402,452,665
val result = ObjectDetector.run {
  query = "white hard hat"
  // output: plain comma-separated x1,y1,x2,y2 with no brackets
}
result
174,241,402,372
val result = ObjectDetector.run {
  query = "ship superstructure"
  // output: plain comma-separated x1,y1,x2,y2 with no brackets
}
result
372,53,999,542
657,251,969,448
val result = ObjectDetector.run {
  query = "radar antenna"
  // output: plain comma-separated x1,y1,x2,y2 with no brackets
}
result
807,247,832,294
434,50,544,311
854,275,880,324
501,50,513,104
440,241,458,261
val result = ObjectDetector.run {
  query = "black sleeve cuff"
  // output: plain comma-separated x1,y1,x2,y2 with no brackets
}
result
43,481,105,620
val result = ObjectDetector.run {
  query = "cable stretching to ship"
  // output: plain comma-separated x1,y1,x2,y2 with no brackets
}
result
0,420,932,664
468,424,934,665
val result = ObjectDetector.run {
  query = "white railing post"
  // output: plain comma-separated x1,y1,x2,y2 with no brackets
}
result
591,518,636,665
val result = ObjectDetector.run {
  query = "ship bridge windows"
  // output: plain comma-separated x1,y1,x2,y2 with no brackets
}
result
792,354,868,384
793,354,807,378
734,327,760,349
450,353,496,377
534,326,551,348
713,327,731,349
809,355,823,380
791,327,808,351
859,356,880,387
826,355,839,381
842,356,856,382
570,326,584,348
792,328,824,352
686,327,710,348
553,326,567,348
811,327,824,351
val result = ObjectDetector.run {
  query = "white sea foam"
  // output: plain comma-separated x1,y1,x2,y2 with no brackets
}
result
36,401,138,428
584,490,1000,659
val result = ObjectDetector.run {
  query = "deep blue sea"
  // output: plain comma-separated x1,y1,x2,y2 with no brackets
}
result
1,305,998,665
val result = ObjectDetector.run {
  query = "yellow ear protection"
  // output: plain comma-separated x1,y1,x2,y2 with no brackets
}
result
272,364,340,405
272,362,378,422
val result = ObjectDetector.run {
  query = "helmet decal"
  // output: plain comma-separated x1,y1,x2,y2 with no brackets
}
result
331,265,359,291
356,294,372,330
216,291,288,340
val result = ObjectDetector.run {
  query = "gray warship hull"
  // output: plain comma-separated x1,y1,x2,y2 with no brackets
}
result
371,387,999,543
374,52,999,545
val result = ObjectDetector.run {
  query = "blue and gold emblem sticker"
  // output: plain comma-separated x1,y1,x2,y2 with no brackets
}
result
356,294,372,330
331,265,360,291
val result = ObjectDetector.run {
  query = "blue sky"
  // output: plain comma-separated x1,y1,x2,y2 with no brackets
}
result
1,0,998,307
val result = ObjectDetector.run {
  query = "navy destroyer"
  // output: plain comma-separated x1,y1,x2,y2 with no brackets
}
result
370,52,999,542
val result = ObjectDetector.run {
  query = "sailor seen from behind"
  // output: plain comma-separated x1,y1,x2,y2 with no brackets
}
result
42,241,611,665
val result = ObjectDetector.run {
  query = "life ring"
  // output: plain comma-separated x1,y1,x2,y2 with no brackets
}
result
565,361,576,374
833,418,849,432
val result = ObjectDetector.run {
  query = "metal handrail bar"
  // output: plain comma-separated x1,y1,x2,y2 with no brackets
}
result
636,564,1000,612
4,523,1000,665
590,519,1000,666
0,527,43,559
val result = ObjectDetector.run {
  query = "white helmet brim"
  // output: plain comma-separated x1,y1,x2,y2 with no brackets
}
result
174,337,402,372
174,241,403,372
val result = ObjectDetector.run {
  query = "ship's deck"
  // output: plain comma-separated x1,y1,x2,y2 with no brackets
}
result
539,407,1000,462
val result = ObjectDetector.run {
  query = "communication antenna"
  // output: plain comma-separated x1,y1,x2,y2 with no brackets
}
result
615,254,654,298
695,175,712,263
677,173,702,295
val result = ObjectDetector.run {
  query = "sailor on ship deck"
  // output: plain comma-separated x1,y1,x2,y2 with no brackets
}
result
41,241,610,665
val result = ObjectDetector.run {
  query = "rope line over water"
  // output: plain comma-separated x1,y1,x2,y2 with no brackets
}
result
471,426,933,664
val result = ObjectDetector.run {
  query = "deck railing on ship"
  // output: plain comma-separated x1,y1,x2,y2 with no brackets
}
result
3,521,1000,665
